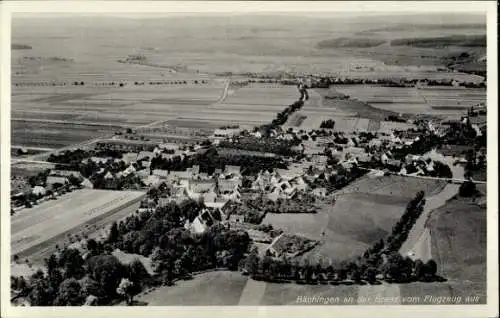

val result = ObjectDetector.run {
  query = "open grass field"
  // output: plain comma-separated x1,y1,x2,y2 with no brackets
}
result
399,197,487,304
137,271,249,305
335,174,447,198
11,189,145,264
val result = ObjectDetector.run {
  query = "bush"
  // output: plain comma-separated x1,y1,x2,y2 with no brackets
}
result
320,119,335,129
459,181,478,197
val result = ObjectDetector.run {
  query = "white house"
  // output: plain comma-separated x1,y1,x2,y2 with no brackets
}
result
32,185,46,196
121,153,138,165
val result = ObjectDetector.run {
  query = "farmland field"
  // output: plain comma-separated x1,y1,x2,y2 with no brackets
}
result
11,189,145,264
334,85,485,115
11,120,120,149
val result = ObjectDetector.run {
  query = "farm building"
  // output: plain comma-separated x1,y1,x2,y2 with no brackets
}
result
46,176,69,187
224,165,241,177
95,139,156,152
88,157,112,165
32,185,46,196
137,151,156,161
189,180,216,194
217,179,241,195
185,210,217,234
121,152,138,165
152,169,169,178
167,170,193,182
121,165,136,177
142,175,161,187
160,153,177,160
50,170,84,180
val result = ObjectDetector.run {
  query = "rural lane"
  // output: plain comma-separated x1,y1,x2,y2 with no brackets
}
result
208,78,231,109
399,150,465,260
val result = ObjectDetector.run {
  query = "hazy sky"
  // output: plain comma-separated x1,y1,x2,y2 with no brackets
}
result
7,1,489,17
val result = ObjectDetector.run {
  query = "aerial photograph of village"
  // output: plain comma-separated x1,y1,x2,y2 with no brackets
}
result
7,5,491,308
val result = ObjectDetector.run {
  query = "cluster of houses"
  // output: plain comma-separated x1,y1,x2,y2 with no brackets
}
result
10,169,92,210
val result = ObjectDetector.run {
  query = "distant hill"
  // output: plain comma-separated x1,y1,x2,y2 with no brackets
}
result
362,23,485,33
317,37,386,49
390,34,486,48
444,49,487,77
12,44,32,50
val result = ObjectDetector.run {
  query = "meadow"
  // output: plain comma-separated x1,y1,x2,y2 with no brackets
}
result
137,271,249,305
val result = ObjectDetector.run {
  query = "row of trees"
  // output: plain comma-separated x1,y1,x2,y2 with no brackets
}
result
238,75,485,88
319,119,336,129
257,100,304,137
244,248,438,285
15,80,211,88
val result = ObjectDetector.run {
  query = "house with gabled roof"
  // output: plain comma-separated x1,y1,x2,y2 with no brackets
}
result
167,170,192,182
46,176,69,188
152,169,169,178
224,165,241,177
189,180,215,194
217,179,241,195
122,152,138,165
137,151,156,161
